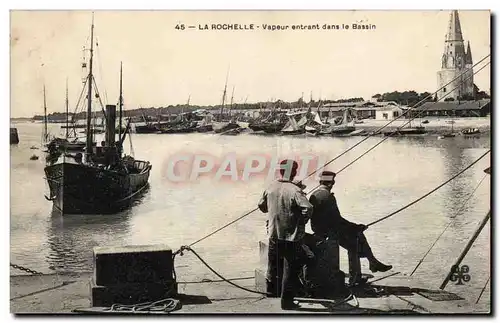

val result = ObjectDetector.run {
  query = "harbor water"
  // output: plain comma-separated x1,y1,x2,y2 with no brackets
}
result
10,122,491,303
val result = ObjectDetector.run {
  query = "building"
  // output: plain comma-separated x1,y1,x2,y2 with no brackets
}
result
436,10,475,101
375,106,403,120
410,99,490,118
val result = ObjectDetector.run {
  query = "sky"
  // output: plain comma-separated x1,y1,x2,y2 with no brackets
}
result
10,10,491,117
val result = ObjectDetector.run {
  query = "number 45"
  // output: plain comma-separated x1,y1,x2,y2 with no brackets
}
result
175,24,185,30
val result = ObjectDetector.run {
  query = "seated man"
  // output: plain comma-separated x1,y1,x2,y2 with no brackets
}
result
309,171,392,286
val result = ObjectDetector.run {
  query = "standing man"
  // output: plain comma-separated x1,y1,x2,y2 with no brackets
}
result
309,171,392,286
258,159,314,310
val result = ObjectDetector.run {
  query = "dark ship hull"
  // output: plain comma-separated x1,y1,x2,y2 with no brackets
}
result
249,122,286,134
44,159,151,215
134,124,159,134
158,125,197,134
213,122,240,134
196,124,213,133
384,127,427,136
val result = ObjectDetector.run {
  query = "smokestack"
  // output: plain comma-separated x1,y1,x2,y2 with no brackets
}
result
105,105,116,147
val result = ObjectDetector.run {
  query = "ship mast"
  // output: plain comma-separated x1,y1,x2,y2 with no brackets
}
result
85,13,95,161
65,78,69,139
220,68,229,120
229,86,235,118
43,84,48,143
119,61,123,154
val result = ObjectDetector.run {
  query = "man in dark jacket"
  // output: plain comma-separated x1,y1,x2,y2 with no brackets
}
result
258,159,314,310
309,171,392,286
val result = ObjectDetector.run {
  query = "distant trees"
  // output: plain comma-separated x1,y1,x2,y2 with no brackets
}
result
371,90,434,106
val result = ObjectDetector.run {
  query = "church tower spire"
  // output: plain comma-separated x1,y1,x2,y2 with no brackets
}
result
465,40,473,64
446,10,464,42
437,10,474,100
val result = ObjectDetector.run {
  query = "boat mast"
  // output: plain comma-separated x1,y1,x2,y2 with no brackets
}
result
85,13,95,161
65,78,69,139
220,68,229,120
229,86,235,118
43,84,48,143
119,61,123,153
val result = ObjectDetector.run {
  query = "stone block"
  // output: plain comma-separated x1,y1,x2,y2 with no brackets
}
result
256,235,345,299
93,244,173,286
255,268,280,298
90,279,178,307
258,240,268,268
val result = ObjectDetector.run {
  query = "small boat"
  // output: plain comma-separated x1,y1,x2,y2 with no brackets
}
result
422,120,429,124
398,126,427,135
30,145,38,150
213,121,241,134
196,124,214,133
158,125,197,134
439,133,456,139
319,108,356,136
30,154,39,160
220,128,244,136
134,123,159,134
462,128,480,135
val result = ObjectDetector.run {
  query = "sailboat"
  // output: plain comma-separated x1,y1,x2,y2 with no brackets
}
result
212,71,241,134
44,16,152,215
318,107,356,136
157,96,198,134
442,109,457,138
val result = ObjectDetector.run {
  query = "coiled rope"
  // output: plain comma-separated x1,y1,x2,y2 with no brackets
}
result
104,298,181,313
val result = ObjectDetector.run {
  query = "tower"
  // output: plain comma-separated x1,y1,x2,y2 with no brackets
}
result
437,10,475,101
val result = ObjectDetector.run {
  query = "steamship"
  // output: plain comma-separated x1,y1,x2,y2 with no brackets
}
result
44,16,151,215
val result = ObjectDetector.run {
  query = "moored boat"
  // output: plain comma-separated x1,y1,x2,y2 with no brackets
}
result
462,127,480,135
44,17,151,215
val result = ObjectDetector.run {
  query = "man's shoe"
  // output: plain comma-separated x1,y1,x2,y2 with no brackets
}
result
281,301,301,310
348,276,369,287
369,261,393,273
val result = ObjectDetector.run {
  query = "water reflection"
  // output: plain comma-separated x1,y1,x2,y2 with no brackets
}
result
45,185,151,273
441,144,469,218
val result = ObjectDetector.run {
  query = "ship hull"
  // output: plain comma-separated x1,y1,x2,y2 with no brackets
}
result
213,122,240,134
134,125,158,134
44,161,151,215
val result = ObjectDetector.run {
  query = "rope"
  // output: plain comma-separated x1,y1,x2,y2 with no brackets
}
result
475,276,490,304
179,57,490,250
10,263,44,275
409,174,488,276
105,298,181,313
174,246,269,296
174,245,357,309
367,149,490,227
95,38,109,104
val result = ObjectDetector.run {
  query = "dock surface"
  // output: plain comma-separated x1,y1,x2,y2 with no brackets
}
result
10,272,490,314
